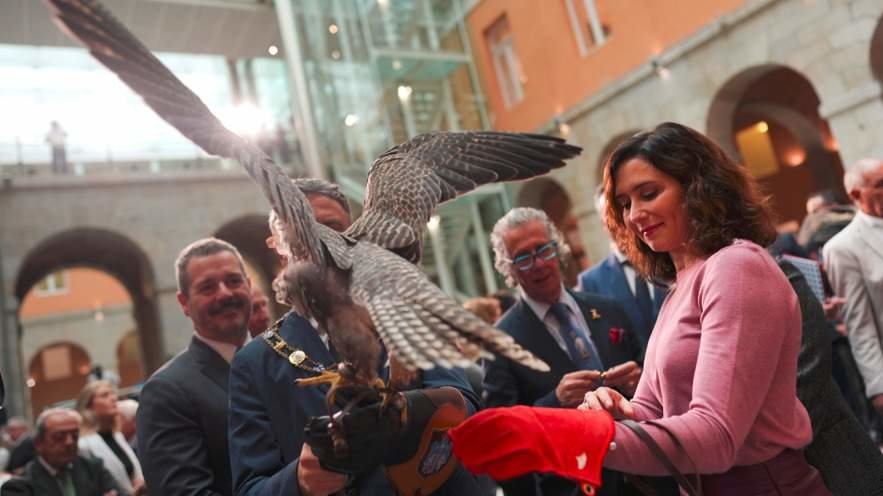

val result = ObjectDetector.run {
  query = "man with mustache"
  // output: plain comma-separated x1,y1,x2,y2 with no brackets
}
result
137,238,252,496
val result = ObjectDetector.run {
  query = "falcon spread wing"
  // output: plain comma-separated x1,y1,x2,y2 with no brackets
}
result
46,0,585,374
347,132,581,262
44,0,334,269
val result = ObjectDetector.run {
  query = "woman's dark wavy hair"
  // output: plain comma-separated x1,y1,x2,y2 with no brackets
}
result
603,122,777,283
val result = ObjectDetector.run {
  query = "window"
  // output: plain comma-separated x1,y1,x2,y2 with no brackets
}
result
35,271,68,296
564,0,610,56
485,15,524,108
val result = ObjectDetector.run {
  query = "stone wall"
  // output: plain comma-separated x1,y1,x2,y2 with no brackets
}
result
0,171,271,414
534,0,883,263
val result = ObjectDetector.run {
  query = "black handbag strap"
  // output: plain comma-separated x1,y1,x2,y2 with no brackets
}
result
620,419,702,496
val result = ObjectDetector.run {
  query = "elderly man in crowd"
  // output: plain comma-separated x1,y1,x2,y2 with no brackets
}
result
137,238,252,496
1,408,122,496
824,158,883,418
483,207,656,496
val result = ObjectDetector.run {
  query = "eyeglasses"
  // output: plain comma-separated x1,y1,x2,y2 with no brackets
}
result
510,241,558,271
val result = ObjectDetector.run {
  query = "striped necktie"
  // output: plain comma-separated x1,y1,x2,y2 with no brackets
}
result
548,302,605,371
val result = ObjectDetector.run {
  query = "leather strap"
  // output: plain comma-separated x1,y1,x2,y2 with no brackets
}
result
620,419,702,496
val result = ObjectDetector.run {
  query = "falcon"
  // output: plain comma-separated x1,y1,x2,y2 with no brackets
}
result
46,0,582,397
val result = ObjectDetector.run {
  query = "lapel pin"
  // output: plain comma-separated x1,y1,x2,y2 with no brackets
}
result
590,308,602,320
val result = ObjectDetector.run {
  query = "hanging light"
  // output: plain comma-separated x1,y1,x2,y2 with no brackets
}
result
427,215,441,233
344,114,359,127
268,45,279,56
397,85,413,102
328,24,339,34
651,60,670,80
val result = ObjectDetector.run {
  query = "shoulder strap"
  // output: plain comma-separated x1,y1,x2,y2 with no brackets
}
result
619,419,702,496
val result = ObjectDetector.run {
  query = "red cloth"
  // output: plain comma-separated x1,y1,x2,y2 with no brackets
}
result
448,406,615,493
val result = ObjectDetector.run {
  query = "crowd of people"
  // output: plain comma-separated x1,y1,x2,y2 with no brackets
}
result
1,122,882,495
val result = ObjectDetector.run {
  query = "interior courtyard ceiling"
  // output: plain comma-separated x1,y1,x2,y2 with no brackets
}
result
0,0,282,58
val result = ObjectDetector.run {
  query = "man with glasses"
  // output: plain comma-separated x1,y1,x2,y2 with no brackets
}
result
484,207,643,496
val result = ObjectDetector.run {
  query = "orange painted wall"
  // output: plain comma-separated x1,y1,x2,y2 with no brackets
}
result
20,268,131,319
467,0,748,131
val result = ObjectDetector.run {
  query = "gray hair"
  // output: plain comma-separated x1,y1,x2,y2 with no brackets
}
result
844,158,883,194
34,408,81,441
490,207,571,288
175,238,246,296
117,399,138,422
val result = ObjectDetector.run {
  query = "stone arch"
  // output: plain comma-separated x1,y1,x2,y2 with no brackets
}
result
27,342,91,416
595,129,641,184
706,64,846,224
15,228,163,378
517,178,587,287
214,214,279,314
872,15,883,85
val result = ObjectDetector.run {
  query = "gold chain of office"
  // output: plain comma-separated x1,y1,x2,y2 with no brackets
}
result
261,312,327,375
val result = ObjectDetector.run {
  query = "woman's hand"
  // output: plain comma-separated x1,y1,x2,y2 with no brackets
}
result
602,361,642,397
578,387,636,420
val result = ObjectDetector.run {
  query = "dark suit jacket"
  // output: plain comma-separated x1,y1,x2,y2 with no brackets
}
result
577,254,666,348
779,260,883,496
228,312,484,496
6,437,35,473
483,290,644,496
137,336,234,496
1,456,123,496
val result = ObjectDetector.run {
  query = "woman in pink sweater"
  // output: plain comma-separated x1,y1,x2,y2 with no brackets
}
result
581,122,830,494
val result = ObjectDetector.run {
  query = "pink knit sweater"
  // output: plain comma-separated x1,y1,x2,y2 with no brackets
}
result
604,240,812,475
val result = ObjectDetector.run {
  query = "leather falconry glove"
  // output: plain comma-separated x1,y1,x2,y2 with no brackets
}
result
304,387,468,495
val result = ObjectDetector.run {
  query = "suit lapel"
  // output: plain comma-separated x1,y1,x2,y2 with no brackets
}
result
570,291,616,369
70,458,97,495
511,299,576,373
189,337,231,393
856,220,883,262
605,256,647,331
30,460,63,496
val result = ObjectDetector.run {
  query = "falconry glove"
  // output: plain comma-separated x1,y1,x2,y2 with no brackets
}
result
304,387,468,495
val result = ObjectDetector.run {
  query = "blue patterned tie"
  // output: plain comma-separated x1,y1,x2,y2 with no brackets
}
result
548,302,605,371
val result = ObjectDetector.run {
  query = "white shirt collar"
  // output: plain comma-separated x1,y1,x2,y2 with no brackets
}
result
611,246,628,265
857,210,883,228
519,284,581,321
193,332,242,364
37,456,68,476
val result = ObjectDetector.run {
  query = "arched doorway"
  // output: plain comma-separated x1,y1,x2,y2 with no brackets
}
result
517,178,588,287
27,342,91,415
19,267,143,415
706,65,846,226
214,215,279,315
595,129,641,184
15,228,162,388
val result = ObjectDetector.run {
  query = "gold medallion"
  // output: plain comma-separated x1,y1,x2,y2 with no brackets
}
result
289,350,307,365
